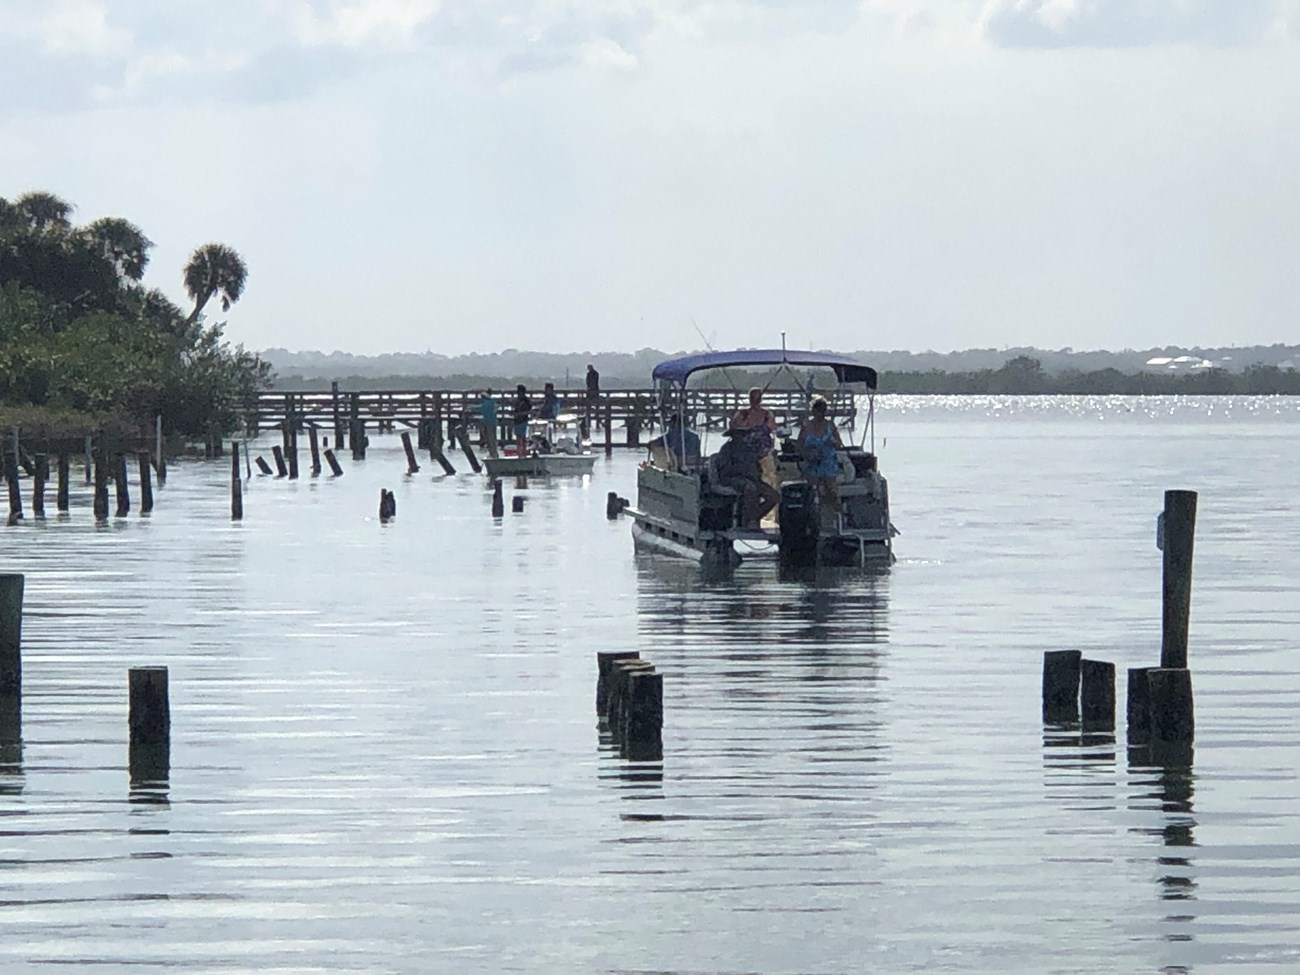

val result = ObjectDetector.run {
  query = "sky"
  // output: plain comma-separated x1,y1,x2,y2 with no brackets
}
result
2,0,1299,356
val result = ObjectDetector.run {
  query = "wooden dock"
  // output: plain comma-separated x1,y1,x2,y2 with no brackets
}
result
243,386,857,450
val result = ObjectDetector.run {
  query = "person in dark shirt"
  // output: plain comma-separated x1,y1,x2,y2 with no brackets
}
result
512,384,532,456
584,364,601,438
715,427,778,528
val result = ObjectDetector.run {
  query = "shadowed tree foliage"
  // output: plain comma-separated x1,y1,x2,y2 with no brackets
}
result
0,189,269,438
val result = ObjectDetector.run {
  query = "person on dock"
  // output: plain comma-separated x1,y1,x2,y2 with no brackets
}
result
715,426,778,529
585,363,600,436
476,389,499,456
797,396,844,522
540,382,560,420
512,384,533,457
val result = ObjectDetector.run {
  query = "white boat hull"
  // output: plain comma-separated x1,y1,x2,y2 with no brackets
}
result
483,453,597,478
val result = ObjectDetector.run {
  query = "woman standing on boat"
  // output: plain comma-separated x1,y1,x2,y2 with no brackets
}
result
798,396,843,519
730,387,777,484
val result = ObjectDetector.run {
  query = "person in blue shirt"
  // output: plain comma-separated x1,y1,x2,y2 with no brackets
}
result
475,389,499,455
648,413,701,471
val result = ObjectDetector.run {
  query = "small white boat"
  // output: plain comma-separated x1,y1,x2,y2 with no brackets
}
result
483,414,597,478
625,349,898,568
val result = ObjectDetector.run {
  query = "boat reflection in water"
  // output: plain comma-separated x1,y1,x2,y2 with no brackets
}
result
599,553,891,825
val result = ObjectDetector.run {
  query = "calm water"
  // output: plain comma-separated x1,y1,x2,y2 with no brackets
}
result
1,395,1298,973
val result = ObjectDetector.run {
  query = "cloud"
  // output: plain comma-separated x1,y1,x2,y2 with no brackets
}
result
38,0,133,56
0,0,880,119
980,0,1283,48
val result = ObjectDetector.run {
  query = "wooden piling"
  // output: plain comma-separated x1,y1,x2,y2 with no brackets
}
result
128,666,170,782
137,452,154,514
1080,659,1115,728
155,415,166,484
1041,650,1082,723
1126,667,1153,745
491,480,504,517
430,447,455,476
113,454,131,517
1161,490,1197,670
432,393,445,453
231,445,243,521
350,419,367,461
454,425,481,473
331,381,344,448
255,456,274,477
626,417,641,448
56,452,69,513
271,445,288,478
286,425,299,480
401,431,420,475
604,402,613,457
596,651,641,717
92,452,110,522
323,449,344,477
622,670,664,760
0,574,22,697
4,442,22,524
84,434,92,485
606,491,625,519
308,425,322,477
511,495,524,513
1148,668,1194,745
609,660,655,741
31,455,47,519
379,489,396,522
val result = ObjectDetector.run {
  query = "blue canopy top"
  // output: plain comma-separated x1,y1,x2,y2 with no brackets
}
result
651,349,877,389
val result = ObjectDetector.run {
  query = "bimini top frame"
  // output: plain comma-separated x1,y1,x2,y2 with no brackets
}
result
651,350,877,390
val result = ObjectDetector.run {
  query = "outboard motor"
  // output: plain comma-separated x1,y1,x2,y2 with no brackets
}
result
778,481,819,566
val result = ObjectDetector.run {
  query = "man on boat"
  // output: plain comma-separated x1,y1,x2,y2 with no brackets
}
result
647,413,701,471
715,426,778,529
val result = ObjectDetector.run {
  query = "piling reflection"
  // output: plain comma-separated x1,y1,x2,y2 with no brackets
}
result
1129,751,1197,957
0,696,21,795
1042,720,1117,812
606,554,890,818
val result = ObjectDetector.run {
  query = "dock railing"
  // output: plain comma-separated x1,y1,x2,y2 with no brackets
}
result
243,387,859,448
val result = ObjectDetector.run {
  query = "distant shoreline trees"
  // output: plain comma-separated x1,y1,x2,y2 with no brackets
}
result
262,354,1300,396
879,355,1300,395
0,190,269,439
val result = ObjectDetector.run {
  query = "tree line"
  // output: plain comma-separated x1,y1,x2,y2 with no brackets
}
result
0,190,268,439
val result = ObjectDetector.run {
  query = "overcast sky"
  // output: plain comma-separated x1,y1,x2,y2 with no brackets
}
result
3,0,1299,355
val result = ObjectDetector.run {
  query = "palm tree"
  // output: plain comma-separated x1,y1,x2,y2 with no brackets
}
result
84,216,153,281
13,191,74,233
183,243,247,324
